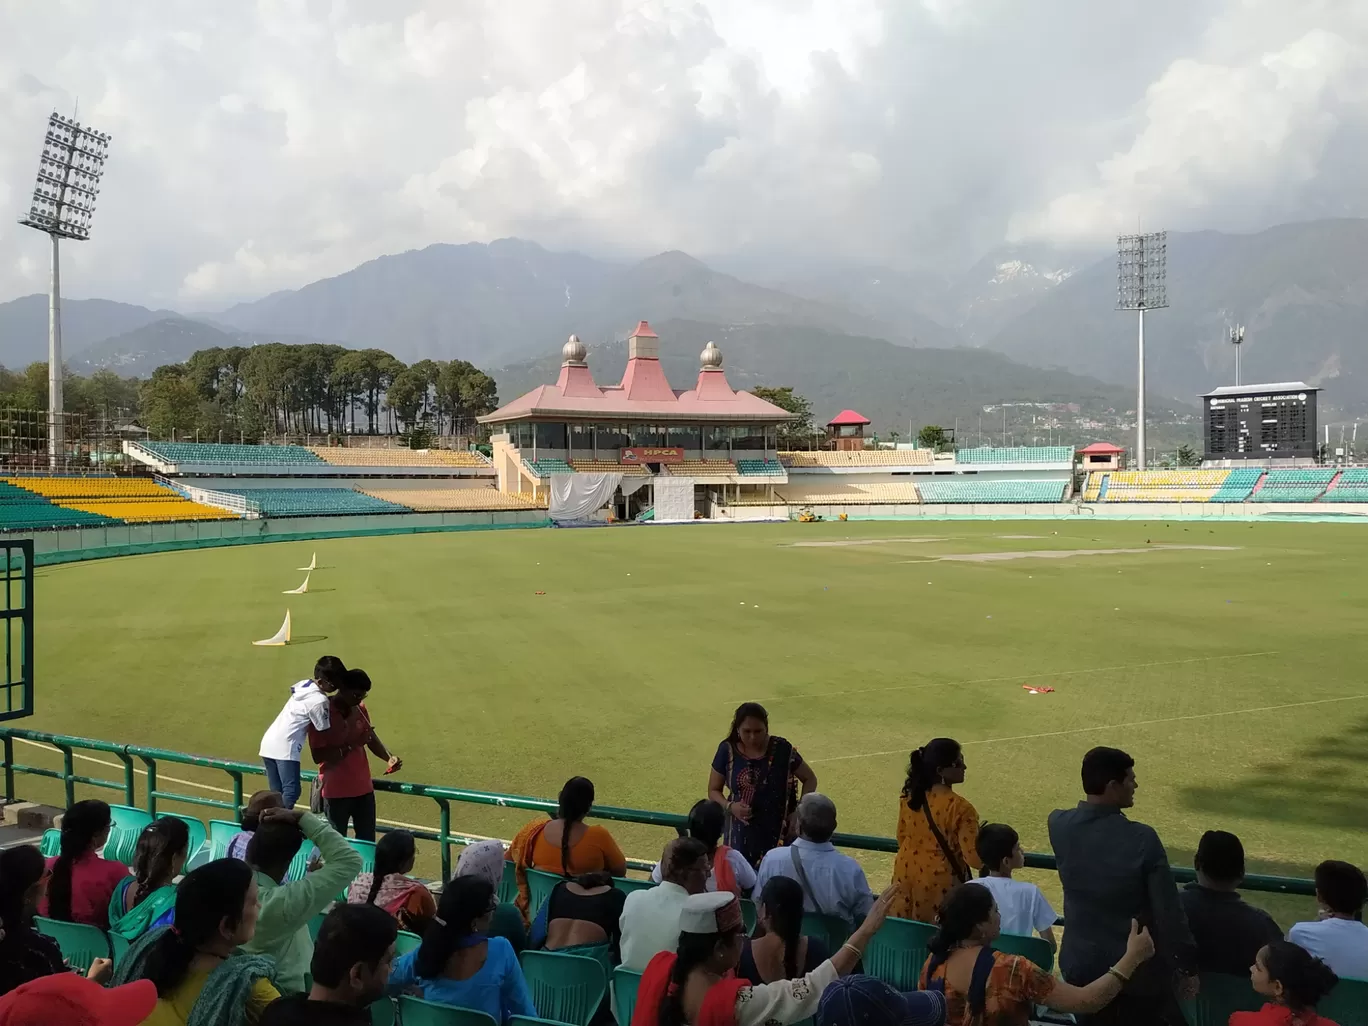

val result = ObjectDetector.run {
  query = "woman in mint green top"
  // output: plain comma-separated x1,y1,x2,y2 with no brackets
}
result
108,818,189,940
388,876,537,1024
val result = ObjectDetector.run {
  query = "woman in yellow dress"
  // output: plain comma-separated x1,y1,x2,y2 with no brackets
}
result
890,738,981,924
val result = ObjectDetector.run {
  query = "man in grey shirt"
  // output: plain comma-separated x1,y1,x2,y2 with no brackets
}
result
1048,746,1197,1026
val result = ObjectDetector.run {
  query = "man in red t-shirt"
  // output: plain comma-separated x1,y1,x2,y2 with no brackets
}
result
307,668,401,840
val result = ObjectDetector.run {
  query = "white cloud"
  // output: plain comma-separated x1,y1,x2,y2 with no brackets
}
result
0,0,1364,311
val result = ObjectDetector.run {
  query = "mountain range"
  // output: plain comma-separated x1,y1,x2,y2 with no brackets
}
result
1,217,1366,428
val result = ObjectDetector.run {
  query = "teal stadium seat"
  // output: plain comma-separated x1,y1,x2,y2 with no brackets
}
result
954,446,1073,464
158,813,207,868
1212,467,1263,502
513,1017,579,1026
520,950,609,1026
189,819,243,869
526,868,563,917
863,916,937,990
1320,976,1368,1026
140,442,326,467
801,911,851,950
110,931,132,968
34,916,111,974
286,839,317,882
398,998,497,1026
524,458,574,476
1182,973,1264,1026
396,929,423,955
991,932,1054,973
309,912,327,941
1259,469,1336,503
612,876,654,896
915,479,1067,503
612,967,642,1026
104,805,155,865
740,898,757,934
222,488,410,517
498,860,519,905
370,998,396,1026
0,480,118,531
40,828,61,857
735,459,784,476
347,837,377,872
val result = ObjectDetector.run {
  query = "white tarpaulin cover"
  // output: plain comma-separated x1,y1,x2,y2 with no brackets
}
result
549,472,648,521
653,476,695,521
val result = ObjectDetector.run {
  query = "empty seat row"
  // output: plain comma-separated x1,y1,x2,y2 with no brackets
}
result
916,479,1067,503
780,450,933,467
954,446,1074,464
735,459,784,476
309,447,487,468
357,486,546,511
524,458,574,477
569,460,648,475
221,488,410,516
1262,468,1337,486
140,442,325,466
776,483,921,504
1211,468,1264,502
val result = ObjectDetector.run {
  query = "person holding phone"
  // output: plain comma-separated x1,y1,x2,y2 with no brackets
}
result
307,668,401,841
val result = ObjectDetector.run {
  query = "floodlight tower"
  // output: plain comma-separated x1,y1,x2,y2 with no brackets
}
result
1229,323,1245,386
18,113,112,468
1116,232,1167,470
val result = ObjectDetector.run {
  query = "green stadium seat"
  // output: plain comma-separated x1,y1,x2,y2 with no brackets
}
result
220,488,410,517
519,950,608,1026
110,930,132,968
1212,468,1263,502
158,813,207,868
286,839,317,882
309,911,328,941
370,998,397,1026
612,876,654,896
736,459,784,476
955,447,1073,464
1182,972,1263,1026
34,916,111,974
140,442,326,467
103,805,155,866
40,828,61,857
498,860,519,905
526,867,563,916
916,479,1067,503
612,966,642,1026
863,916,937,990
524,458,575,477
512,1017,579,1026
991,932,1053,973
396,929,423,955
397,998,497,1026
801,911,851,950
740,898,757,934
1320,976,1368,1026
347,837,377,873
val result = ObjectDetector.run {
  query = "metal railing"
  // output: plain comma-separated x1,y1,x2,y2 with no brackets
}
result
0,726,1316,896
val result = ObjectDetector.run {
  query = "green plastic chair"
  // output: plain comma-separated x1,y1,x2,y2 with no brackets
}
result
103,805,155,866
369,997,396,1026
110,931,131,968
396,929,423,955
308,912,328,941
801,911,851,951
1320,976,1368,1026
185,819,243,870
740,898,757,935
1180,972,1263,1026
286,839,317,882
520,950,608,1026
612,876,654,896
397,997,498,1026
159,813,207,867
612,966,642,1026
526,868,563,918
863,916,937,991
347,837,378,873
498,860,519,905
992,932,1054,973
39,828,61,857
511,1017,578,1026
33,916,111,974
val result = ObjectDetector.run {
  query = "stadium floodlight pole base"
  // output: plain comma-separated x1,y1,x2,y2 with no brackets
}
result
253,609,292,647
296,552,317,571
283,572,311,595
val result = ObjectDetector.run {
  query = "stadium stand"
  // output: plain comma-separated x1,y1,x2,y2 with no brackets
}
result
139,442,325,466
667,460,736,478
1257,468,1336,503
735,459,785,476
1081,473,1106,502
916,479,1068,503
4,476,235,522
1320,467,1368,503
1097,469,1231,503
220,488,411,516
308,447,488,468
356,486,547,511
570,460,648,475
780,450,934,467
523,457,575,477
776,482,921,504
0,481,117,530
954,446,1074,464
1211,467,1264,502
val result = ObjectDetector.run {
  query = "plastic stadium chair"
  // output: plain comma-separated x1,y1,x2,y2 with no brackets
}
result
801,912,851,951
992,932,1054,973
740,898,757,935
1320,976,1368,1026
396,929,423,955
370,997,396,1026
159,813,207,868
308,912,328,941
612,876,655,896
512,1017,578,1026
863,916,937,991
104,805,155,866
347,837,378,873
188,819,243,870
520,950,608,1026
34,916,111,974
286,839,317,882
612,966,642,1026
397,998,497,1026
110,931,131,969
39,828,61,857
1178,972,1264,1026
498,860,519,905
526,868,563,917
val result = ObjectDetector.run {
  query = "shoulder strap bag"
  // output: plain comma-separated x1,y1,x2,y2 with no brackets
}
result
921,800,970,885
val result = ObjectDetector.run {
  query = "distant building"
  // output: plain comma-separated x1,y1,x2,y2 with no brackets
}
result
1077,441,1125,471
1200,382,1319,462
826,409,871,451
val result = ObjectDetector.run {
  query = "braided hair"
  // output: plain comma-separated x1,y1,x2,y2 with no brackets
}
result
48,800,113,922
415,876,495,978
367,830,416,905
902,738,962,812
130,818,191,908
143,859,255,996
556,777,595,878
760,875,805,980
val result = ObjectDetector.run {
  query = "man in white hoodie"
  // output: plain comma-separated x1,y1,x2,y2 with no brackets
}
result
259,655,346,808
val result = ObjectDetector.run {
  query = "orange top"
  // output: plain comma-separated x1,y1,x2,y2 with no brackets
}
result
920,949,1055,1026
530,823,627,877
890,787,981,924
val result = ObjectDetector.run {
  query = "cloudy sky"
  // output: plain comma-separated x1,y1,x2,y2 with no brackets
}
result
2,0,1365,310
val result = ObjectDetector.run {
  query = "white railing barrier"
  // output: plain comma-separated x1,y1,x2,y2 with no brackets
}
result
155,475,261,518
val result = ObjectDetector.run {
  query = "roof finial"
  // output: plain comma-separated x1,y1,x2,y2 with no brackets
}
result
700,341,722,369
562,333,587,365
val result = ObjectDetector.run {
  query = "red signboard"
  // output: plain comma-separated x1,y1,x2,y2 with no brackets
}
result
621,446,684,464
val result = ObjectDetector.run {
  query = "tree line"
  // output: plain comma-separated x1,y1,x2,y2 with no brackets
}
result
0,344,499,444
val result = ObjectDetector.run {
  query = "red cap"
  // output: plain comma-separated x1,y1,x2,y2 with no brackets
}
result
0,975,158,1026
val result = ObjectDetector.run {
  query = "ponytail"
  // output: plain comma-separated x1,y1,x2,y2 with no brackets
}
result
760,876,804,980
556,777,594,879
0,845,46,931
928,883,994,959
48,800,113,922
1262,940,1339,1011
131,818,191,908
902,738,962,812
416,876,494,978
143,859,254,996
686,799,725,858
368,830,416,905
659,932,721,1026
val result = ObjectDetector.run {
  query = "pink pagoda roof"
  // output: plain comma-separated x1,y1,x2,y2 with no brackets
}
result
827,409,871,426
1078,441,1125,454
479,323,794,424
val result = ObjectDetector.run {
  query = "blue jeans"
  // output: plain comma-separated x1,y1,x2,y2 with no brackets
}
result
262,758,302,809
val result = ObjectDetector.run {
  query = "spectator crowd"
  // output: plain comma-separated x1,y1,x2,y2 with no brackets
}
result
0,670,1362,1026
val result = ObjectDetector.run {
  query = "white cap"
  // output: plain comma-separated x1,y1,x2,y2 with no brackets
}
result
679,891,743,934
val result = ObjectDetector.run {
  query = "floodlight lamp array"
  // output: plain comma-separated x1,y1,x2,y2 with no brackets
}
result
18,113,112,241
1116,231,1168,311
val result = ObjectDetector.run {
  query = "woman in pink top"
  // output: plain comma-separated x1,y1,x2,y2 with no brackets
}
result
40,800,129,929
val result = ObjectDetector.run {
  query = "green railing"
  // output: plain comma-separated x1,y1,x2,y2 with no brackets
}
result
0,727,1316,896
